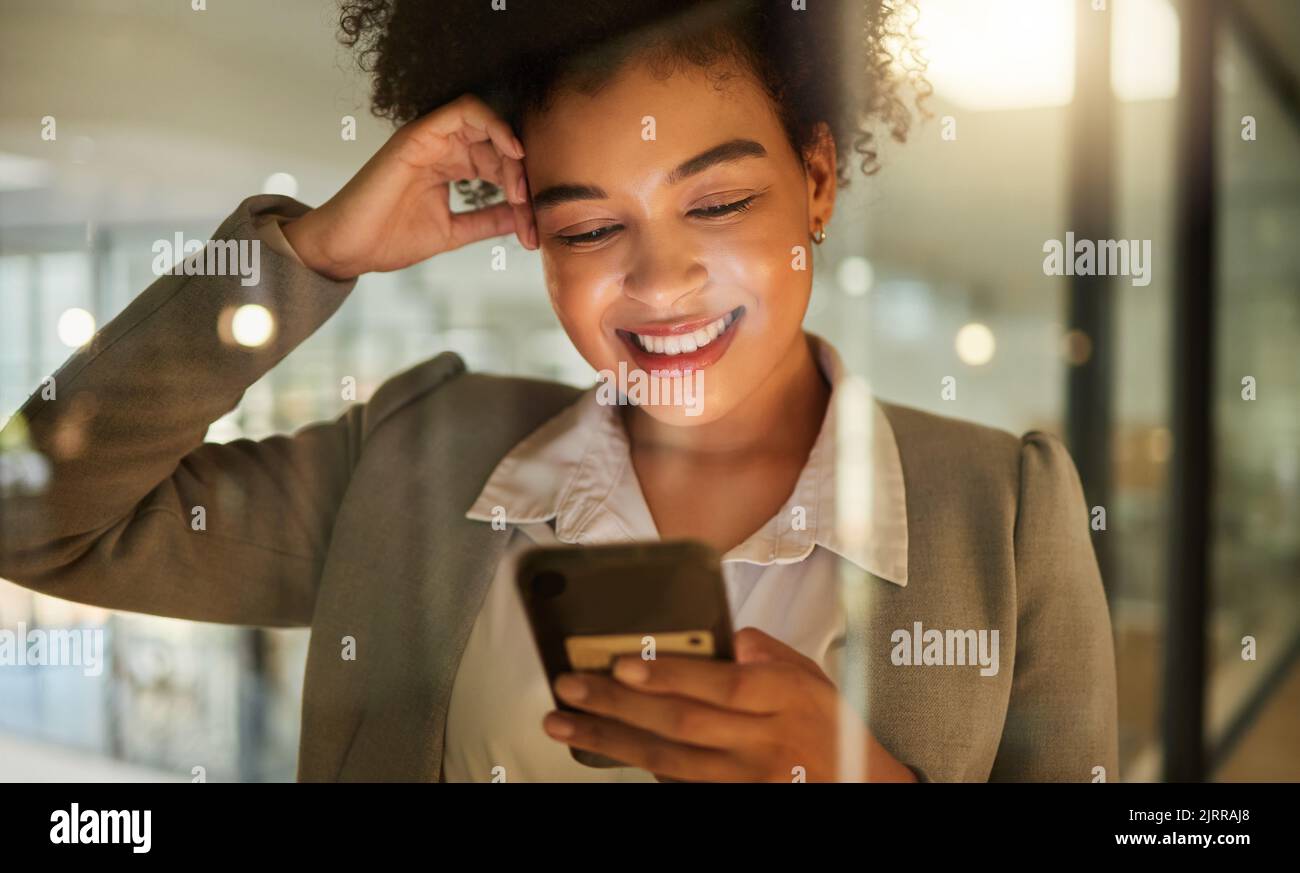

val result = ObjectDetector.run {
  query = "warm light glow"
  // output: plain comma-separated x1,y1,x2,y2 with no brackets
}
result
914,0,1178,110
57,307,96,347
231,304,274,347
1147,427,1172,463
1112,0,1179,101
1062,328,1093,366
955,322,996,366
914,0,1075,110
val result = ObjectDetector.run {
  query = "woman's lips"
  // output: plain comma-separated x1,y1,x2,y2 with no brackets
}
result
615,306,745,374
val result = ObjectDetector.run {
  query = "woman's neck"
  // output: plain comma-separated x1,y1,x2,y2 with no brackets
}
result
624,331,831,462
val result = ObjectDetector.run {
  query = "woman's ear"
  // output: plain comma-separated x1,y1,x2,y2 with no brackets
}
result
803,121,838,232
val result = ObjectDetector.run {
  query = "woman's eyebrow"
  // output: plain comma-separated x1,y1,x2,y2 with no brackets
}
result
530,138,768,211
665,138,767,185
530,183,608,211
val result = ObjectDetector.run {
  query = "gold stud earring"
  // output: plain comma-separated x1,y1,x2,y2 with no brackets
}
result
811,220,827,245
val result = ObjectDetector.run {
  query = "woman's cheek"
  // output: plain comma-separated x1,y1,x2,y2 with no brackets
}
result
545,261,622,369
713,232,810,324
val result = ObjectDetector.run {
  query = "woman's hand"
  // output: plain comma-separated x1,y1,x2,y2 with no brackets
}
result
542,627,919,782
283,93,537,281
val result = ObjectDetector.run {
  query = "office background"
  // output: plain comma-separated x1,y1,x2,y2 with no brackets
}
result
0,0,1296,781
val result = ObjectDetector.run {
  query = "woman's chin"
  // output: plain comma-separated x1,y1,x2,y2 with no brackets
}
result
629,398,730,427
634,374,745,426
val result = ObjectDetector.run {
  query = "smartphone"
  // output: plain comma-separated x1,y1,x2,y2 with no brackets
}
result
515,540,735,768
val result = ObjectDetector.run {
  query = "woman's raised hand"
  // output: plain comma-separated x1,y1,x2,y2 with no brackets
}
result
283,93,537,281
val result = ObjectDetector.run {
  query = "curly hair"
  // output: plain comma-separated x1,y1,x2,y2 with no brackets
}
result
339,0,928,206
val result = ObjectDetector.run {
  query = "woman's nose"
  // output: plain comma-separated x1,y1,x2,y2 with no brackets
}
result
620,229,709,310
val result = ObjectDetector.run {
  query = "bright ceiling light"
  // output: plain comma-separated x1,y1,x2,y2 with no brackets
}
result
955,322,996,366
231,304,274,348
914,0,1178,110
914,0,1075,111
57,308,96,348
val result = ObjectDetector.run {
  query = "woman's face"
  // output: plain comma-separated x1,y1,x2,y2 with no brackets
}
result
521,56,836,426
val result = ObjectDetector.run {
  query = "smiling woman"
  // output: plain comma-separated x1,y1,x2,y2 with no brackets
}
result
0,0,1118,784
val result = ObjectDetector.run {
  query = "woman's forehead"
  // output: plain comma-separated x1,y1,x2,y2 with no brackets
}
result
521,61,787,183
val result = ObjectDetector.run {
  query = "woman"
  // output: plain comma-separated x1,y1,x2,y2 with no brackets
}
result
0,0,1117,781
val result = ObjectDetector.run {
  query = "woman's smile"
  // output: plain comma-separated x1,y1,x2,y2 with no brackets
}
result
615,305,745,374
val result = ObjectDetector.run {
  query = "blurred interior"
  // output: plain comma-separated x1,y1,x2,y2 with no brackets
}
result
0,0,1296,781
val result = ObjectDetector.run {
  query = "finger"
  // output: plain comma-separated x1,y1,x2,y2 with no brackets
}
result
485,147,528,208
463,141,533,248
465,141,528,205
515,166,537,249
466,140,507,189
447,201,517,249
422,93,523,161
395,95,522,174
542,710,746,782
734,627,825,677
516,168,537,249
611,654,796,714
472,146,532,248
552,672,768,749
440,153,479,185
512,202,536,249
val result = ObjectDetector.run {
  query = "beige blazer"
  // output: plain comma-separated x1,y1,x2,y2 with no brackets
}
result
0,195,1119,782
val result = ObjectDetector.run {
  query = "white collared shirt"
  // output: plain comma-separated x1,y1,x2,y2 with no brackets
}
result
444,334,908,782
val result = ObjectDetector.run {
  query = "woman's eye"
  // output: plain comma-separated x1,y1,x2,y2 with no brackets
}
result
556,225,622,247
553,196,757,246
690,195,757,218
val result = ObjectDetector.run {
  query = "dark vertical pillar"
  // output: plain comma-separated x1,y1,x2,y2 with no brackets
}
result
1067,0,1116,603
1161,0,1217,784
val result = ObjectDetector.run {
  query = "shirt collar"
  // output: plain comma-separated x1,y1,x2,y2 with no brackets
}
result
466,333,908,586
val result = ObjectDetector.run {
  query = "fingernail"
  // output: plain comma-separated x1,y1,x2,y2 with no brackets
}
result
613,658,649,684
555,674,587,702
544,712,574,738
512,135,525,158
516,175,528,203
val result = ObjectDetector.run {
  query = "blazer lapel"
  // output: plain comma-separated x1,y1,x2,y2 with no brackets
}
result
334,372,581,781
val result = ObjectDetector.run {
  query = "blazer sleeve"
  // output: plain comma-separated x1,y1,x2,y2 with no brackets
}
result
989,431,1120,782
1,194,384,627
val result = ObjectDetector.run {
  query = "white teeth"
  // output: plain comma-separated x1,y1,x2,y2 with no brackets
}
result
632,311,737,357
